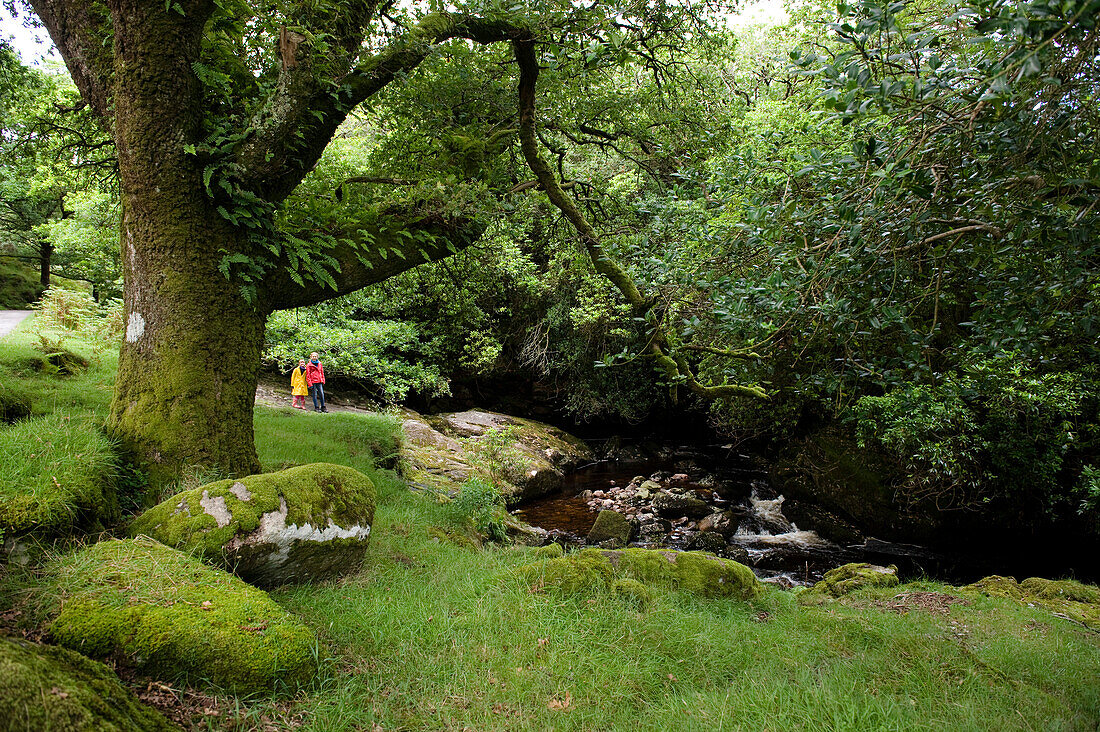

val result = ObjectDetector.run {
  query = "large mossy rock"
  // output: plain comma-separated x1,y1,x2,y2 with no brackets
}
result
962,575,1100,628
0,636,174,732
798,562,900,604
130,462,374,587
46,537,318,694
517,547,762,601
400,408,594,502
0,414,120,540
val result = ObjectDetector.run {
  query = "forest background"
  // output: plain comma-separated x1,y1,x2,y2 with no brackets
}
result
2,0,1098,546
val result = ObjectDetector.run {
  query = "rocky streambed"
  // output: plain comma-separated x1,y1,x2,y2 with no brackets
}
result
513,453,864,586
395,407,962,587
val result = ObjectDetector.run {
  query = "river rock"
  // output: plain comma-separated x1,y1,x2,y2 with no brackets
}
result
0,636,174,731
130,463,375,587
686,531,728,554
653,491,711,519
401,408,594,503
724,545,752,564
46,537,318,694
587,510,634,548
698,511,736,537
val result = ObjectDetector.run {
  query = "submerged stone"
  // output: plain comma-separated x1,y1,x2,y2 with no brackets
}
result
130,462,375,587
0,635,174,732
45,537,318,694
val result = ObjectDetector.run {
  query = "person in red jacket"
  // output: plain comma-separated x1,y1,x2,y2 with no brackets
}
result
306,351,328,412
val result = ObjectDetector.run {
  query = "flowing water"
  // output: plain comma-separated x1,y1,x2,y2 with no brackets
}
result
513,446,960,587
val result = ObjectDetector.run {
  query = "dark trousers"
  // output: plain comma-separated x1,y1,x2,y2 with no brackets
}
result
310,383,326,410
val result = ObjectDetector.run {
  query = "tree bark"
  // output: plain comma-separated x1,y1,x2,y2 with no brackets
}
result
31,0,527,483
104,0,264,483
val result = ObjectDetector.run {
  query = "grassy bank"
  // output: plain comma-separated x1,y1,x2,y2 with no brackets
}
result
1,315,1099,731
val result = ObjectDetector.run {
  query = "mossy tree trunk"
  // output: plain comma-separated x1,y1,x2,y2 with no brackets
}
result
105,0,266,481
30,0,525,482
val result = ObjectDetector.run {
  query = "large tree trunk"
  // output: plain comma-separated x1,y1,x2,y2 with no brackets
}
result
108,212,266,484
105,0,263,484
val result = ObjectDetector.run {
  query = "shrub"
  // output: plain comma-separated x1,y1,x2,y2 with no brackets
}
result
448,476,507,542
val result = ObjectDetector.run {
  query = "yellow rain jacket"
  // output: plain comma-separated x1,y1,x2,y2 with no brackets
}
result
290,366,309,396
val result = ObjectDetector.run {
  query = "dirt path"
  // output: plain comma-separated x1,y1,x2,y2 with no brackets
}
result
0,310,32,338
253,373,379,414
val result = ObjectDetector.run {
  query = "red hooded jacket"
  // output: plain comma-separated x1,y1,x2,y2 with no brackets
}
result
306,361,325,386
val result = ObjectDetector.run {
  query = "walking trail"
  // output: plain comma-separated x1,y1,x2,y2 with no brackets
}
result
0,310,32,339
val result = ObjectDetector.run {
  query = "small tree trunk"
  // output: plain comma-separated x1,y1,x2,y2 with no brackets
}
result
39,239,53,288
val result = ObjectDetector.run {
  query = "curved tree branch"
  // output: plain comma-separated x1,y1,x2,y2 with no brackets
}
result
235,12,531,203
261,207,486,311
512,38,767,402
28,0,115,120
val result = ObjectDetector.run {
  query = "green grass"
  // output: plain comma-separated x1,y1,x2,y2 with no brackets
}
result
0,317,121,537
0,412,119,535
266,492,1100,731
2,315,1100,730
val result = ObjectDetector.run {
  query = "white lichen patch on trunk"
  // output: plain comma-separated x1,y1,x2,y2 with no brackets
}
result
200,490,232,528
125,312,146,342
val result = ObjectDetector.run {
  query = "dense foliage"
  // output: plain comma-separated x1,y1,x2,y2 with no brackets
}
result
262,0,1099,526
4,0,1097,522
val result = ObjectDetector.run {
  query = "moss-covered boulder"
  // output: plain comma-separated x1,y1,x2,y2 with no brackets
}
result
799,562,899,604
130,462,374,587
587,510,633,547
607,548,763,600
400,408,594,502
0,414,120,540
961,575,1025,600
532,543,565,560
45,537,318,694
517,547,762,601
1019,576,1100,604
612,578,655,610
963,575,1100,628
0,635,174,732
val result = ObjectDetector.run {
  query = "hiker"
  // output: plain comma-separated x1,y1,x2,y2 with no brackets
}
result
306,351,327,412
289,358,308,409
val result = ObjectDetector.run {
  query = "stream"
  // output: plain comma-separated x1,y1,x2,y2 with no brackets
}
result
512,444,962,587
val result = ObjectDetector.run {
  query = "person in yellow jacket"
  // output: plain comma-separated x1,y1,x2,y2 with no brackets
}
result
289,358,309,409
